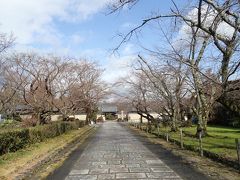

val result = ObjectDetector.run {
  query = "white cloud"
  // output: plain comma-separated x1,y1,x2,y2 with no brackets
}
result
174,4,235,49
0,0,138,86
0,0,113,49
122,43,135,54
0,0,66,44
102,43,137,83
102,55,136,83
70,33,85,45
66,0,113,21
187,4,235,39
76,48,106,60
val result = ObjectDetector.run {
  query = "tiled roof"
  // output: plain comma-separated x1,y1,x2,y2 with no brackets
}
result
101,105,118,113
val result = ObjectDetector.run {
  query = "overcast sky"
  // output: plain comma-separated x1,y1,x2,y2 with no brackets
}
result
0,0,187,83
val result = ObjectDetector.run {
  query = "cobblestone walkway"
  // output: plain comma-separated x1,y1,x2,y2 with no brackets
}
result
65,122,182,180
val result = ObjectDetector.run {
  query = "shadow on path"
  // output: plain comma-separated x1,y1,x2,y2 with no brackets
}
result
121,123,210,180
47,125,100,180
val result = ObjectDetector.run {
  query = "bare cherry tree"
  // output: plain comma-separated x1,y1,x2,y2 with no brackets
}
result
0,31,15,114
135,54,189,131
110,0,239,135
125,71,156,125
53,60,106,124
10,53,65,124
0,31,14,55
72,61,106,124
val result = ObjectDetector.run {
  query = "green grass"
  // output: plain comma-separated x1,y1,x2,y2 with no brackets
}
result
138,124,240,161
182,125,239,159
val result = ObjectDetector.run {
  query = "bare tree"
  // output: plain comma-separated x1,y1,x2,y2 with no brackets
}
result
110,0,240,135
110,0,240,104
0,31,15,113
0,60,24,114
4,52,107,125
134,54,189,131
0,32,14,54
9,53,66,124
72,61,106,124
126,71,156,125
53,60,106,124
0,29,106,125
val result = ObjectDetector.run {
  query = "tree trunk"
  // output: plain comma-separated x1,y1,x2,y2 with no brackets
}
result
191,66,210,136
140,115,143,124
62,114,68,121
85,112,90,125
170,109,178,132
37,112,46,125
196,117,207,137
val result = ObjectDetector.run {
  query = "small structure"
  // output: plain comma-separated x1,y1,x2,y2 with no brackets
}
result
100,104,118,120
116,110,126,121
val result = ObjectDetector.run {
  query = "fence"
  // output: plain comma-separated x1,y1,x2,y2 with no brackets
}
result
130,122,240,171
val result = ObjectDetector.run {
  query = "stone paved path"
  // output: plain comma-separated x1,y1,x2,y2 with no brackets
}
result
65,122,182,180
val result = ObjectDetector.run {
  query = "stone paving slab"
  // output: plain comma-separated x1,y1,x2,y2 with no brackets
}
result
98,174,115,180
116,172,147,179
64,122,182,180
69,170,89,175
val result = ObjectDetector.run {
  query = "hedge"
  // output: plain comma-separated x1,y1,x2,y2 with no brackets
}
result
0,120,85,155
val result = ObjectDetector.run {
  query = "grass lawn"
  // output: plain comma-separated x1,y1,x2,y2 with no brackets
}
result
0,125,93,179
182,125,239,160
139,124,240,161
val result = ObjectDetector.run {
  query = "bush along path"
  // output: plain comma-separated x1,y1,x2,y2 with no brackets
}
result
129,123,240,179
0,120,85,155
0,123,96,180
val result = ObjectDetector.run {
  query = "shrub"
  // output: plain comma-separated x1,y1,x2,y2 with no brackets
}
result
77,120,86,127
105,114,117,120
0,120,85,155
21,116,38,127
97,116,104,122
231,117,240,128
0,119,21,129
0,129,30,154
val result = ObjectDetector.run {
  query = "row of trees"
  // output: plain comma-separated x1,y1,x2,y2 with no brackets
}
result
111,0,240,136
0,33,106,125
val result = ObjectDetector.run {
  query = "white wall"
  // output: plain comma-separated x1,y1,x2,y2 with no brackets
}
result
51,114,86,121
127,113,159,123
127,113,148,123
70,115,86,121
50,115,63,121
50,114,113,122
117,113,126,120
20,114,33,121
97,114,106,121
